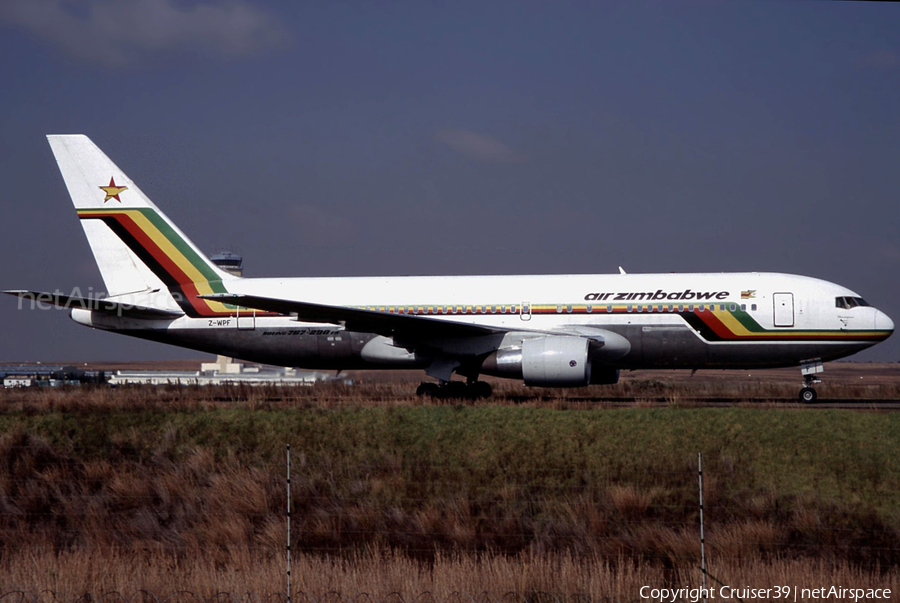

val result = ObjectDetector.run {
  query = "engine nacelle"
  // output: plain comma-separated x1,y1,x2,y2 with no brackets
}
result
522,336,591,387
481,336,592,387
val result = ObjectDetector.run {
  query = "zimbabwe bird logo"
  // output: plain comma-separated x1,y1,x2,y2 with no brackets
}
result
99,177,128,203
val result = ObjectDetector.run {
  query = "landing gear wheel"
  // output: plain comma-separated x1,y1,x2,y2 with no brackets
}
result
471,381,492,399
416,382,439,398
799,361,823,404
417,380,494,400
443,381,470,399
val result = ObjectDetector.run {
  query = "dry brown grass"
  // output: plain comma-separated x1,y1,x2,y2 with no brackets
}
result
4,548,900,599
1,367,900,598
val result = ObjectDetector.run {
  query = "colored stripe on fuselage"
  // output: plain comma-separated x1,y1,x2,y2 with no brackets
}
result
351,302,889,343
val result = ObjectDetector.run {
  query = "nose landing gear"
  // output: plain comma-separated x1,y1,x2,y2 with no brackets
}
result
799,382,817,403
798,359,824,403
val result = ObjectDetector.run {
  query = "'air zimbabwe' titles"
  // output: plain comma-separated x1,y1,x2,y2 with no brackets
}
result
584,289,730,302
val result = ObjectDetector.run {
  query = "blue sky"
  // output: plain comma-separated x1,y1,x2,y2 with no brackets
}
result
1,0,898,363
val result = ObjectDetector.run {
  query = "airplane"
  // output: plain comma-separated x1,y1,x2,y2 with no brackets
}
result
5,135,894,402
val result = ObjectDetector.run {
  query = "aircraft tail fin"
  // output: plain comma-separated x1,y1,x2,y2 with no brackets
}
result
47,135,238,317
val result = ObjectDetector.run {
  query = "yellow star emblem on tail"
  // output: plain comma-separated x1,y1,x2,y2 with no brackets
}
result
100,177,128,202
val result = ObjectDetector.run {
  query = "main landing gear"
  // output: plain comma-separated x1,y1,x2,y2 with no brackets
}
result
416,379,493,400
798,359,824,403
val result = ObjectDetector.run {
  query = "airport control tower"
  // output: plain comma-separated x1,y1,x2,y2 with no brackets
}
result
210,251,243,277
205,252,244,373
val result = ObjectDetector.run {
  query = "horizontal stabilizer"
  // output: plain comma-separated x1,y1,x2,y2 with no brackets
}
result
4,290,184,320
199,293,503,338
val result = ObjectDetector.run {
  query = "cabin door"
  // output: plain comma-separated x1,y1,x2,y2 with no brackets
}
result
520,301,532,321
237,307,256,330
773,293,794,327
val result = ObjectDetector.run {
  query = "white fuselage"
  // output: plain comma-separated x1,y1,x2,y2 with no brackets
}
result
73,271,893,373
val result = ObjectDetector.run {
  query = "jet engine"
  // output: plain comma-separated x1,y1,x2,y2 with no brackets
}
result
520,336,591,386
481,334,625,387
480,336,585,386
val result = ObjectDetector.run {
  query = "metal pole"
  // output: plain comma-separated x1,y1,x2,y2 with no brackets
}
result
287,444,292,603
698,452,707,603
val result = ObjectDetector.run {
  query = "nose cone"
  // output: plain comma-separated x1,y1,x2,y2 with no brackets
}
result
875,310,894,336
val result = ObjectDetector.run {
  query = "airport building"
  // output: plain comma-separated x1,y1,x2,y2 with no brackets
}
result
1,365,106,388
108,365,349,387
1,362,349,388
207,250,247,374
210,251,244,277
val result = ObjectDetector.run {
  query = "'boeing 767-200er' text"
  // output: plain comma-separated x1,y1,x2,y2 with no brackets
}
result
6,135,894,401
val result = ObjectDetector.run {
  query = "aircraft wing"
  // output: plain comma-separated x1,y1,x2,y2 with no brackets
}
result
198,293,505,339
4,290,184,320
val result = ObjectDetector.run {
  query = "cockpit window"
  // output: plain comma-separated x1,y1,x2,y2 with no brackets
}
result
836,296,870,309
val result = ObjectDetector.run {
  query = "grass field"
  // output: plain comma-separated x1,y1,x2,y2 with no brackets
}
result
1,368,899,599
